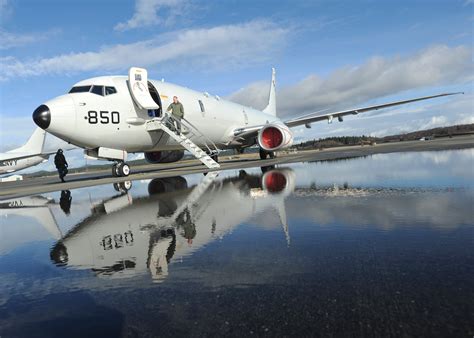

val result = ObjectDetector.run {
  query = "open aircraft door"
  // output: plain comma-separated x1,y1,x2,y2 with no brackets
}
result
128,67,160,110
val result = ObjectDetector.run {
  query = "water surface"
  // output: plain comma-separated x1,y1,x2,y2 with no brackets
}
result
0,150,472,337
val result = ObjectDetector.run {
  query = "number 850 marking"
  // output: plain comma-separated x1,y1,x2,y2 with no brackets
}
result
86,111,120,124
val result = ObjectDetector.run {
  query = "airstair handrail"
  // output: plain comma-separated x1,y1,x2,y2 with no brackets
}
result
163,113,220,155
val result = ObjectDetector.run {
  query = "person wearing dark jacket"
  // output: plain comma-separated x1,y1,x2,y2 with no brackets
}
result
59,190,72,215
54,149,68,182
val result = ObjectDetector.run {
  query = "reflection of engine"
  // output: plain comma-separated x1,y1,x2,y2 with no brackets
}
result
144,150,184,163
257,123,293,151
262,169,295,195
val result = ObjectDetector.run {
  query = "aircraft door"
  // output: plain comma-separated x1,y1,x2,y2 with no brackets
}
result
128,67,160,111
147,82,163,118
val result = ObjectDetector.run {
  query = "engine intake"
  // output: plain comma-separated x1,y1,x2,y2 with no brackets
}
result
258,124,293,151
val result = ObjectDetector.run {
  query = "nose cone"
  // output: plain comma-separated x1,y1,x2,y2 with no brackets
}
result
33,104,51,129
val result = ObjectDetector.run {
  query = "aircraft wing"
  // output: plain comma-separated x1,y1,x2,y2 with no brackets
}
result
0,152,44,162
283,92,462,128
233,92,462,139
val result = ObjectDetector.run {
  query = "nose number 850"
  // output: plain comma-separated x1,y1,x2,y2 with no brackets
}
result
86,111,120,124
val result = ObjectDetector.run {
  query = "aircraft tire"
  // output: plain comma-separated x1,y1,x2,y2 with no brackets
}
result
269,151,276,159
112,164,119,177
113,181,132,193
259,148,268,160
117,162,130,177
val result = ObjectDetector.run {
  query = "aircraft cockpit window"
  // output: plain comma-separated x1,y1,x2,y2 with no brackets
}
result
91,85,105,96
105,86,117,95
68,85,91,93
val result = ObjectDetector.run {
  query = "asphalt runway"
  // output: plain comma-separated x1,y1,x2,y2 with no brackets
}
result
1,135,473,200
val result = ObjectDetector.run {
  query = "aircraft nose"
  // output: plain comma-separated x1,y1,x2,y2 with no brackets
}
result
32,104,51,129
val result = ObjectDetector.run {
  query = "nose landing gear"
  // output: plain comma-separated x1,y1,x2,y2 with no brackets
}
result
113,180,133,193
112,162,131,177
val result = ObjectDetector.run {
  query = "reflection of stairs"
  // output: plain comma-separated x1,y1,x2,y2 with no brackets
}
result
171,171,220,221
146,118,220,169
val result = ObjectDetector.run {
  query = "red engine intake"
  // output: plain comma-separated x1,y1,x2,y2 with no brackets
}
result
257,124,293,151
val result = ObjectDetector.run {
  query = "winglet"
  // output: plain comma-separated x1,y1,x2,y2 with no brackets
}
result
263,67,277,116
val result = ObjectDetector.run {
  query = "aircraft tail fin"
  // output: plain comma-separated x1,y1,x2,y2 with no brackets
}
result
262,67,277,116
13,128,47,154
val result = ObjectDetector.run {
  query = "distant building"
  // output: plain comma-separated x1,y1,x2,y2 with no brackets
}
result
0,174,23,182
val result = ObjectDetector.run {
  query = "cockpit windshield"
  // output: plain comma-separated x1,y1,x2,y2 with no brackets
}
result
69,85,91,93
68,85,117,96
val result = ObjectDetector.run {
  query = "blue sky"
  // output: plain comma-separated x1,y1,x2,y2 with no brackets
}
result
0,0,472,156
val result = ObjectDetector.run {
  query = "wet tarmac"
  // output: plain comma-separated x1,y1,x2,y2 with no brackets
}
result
0,148,473,337
1,134,473,200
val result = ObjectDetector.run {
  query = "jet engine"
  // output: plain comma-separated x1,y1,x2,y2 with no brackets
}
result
144,150,185,164
261,168,296,195
257,124,293,151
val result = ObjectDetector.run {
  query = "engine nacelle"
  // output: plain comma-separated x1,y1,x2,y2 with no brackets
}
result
261,168,296,195
257,123,293,151
144,150,184,164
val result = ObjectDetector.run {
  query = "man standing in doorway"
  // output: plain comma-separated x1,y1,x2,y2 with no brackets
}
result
167,96,184,135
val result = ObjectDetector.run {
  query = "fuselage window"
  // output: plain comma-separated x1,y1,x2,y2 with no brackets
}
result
69,85,91,93
198,100,205,112
105,86,117,95
91,85,105,96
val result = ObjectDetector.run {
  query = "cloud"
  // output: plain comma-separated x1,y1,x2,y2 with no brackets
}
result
0,0,12,21
228,45,473,117
114,0,190,31
0,20,288,81
0,29,60,50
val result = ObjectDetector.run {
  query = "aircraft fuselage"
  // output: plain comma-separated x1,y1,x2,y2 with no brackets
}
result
0,155,49,175
38,76,279,153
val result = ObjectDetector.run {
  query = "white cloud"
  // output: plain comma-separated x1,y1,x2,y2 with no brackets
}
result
228,45,473,118
0,20,288,81
0,0,12,21
0,29,59,50
114,0,190,31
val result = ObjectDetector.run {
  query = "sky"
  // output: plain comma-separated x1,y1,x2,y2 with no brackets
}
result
0,0,472,169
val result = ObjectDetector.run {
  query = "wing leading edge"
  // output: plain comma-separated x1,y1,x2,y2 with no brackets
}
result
232,92,463,141
284,92,463,128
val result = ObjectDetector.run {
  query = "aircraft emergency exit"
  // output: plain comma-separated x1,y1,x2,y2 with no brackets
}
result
0,128,51,175
32,67,462,177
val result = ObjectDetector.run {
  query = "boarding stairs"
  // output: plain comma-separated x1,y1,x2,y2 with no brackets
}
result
139,170,221,231
146,114,220,169
170,170,220,223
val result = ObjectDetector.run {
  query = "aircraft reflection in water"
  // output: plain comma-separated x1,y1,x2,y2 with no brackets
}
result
50,167,295,282
0,195,62,241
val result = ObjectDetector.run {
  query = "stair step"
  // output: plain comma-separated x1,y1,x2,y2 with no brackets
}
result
148,119,220,169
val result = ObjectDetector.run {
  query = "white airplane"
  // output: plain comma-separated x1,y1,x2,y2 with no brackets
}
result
50,168,294,280
0,128,52,175
32,66,461,177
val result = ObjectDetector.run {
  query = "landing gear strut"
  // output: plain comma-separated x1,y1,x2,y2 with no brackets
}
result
259,148,275,160
112,162,130,177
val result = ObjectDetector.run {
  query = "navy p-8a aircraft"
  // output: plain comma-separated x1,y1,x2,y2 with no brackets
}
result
32,67,461,177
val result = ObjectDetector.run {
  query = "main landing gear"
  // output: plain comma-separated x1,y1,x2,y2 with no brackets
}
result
112,162,130,177
259,148,275,160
